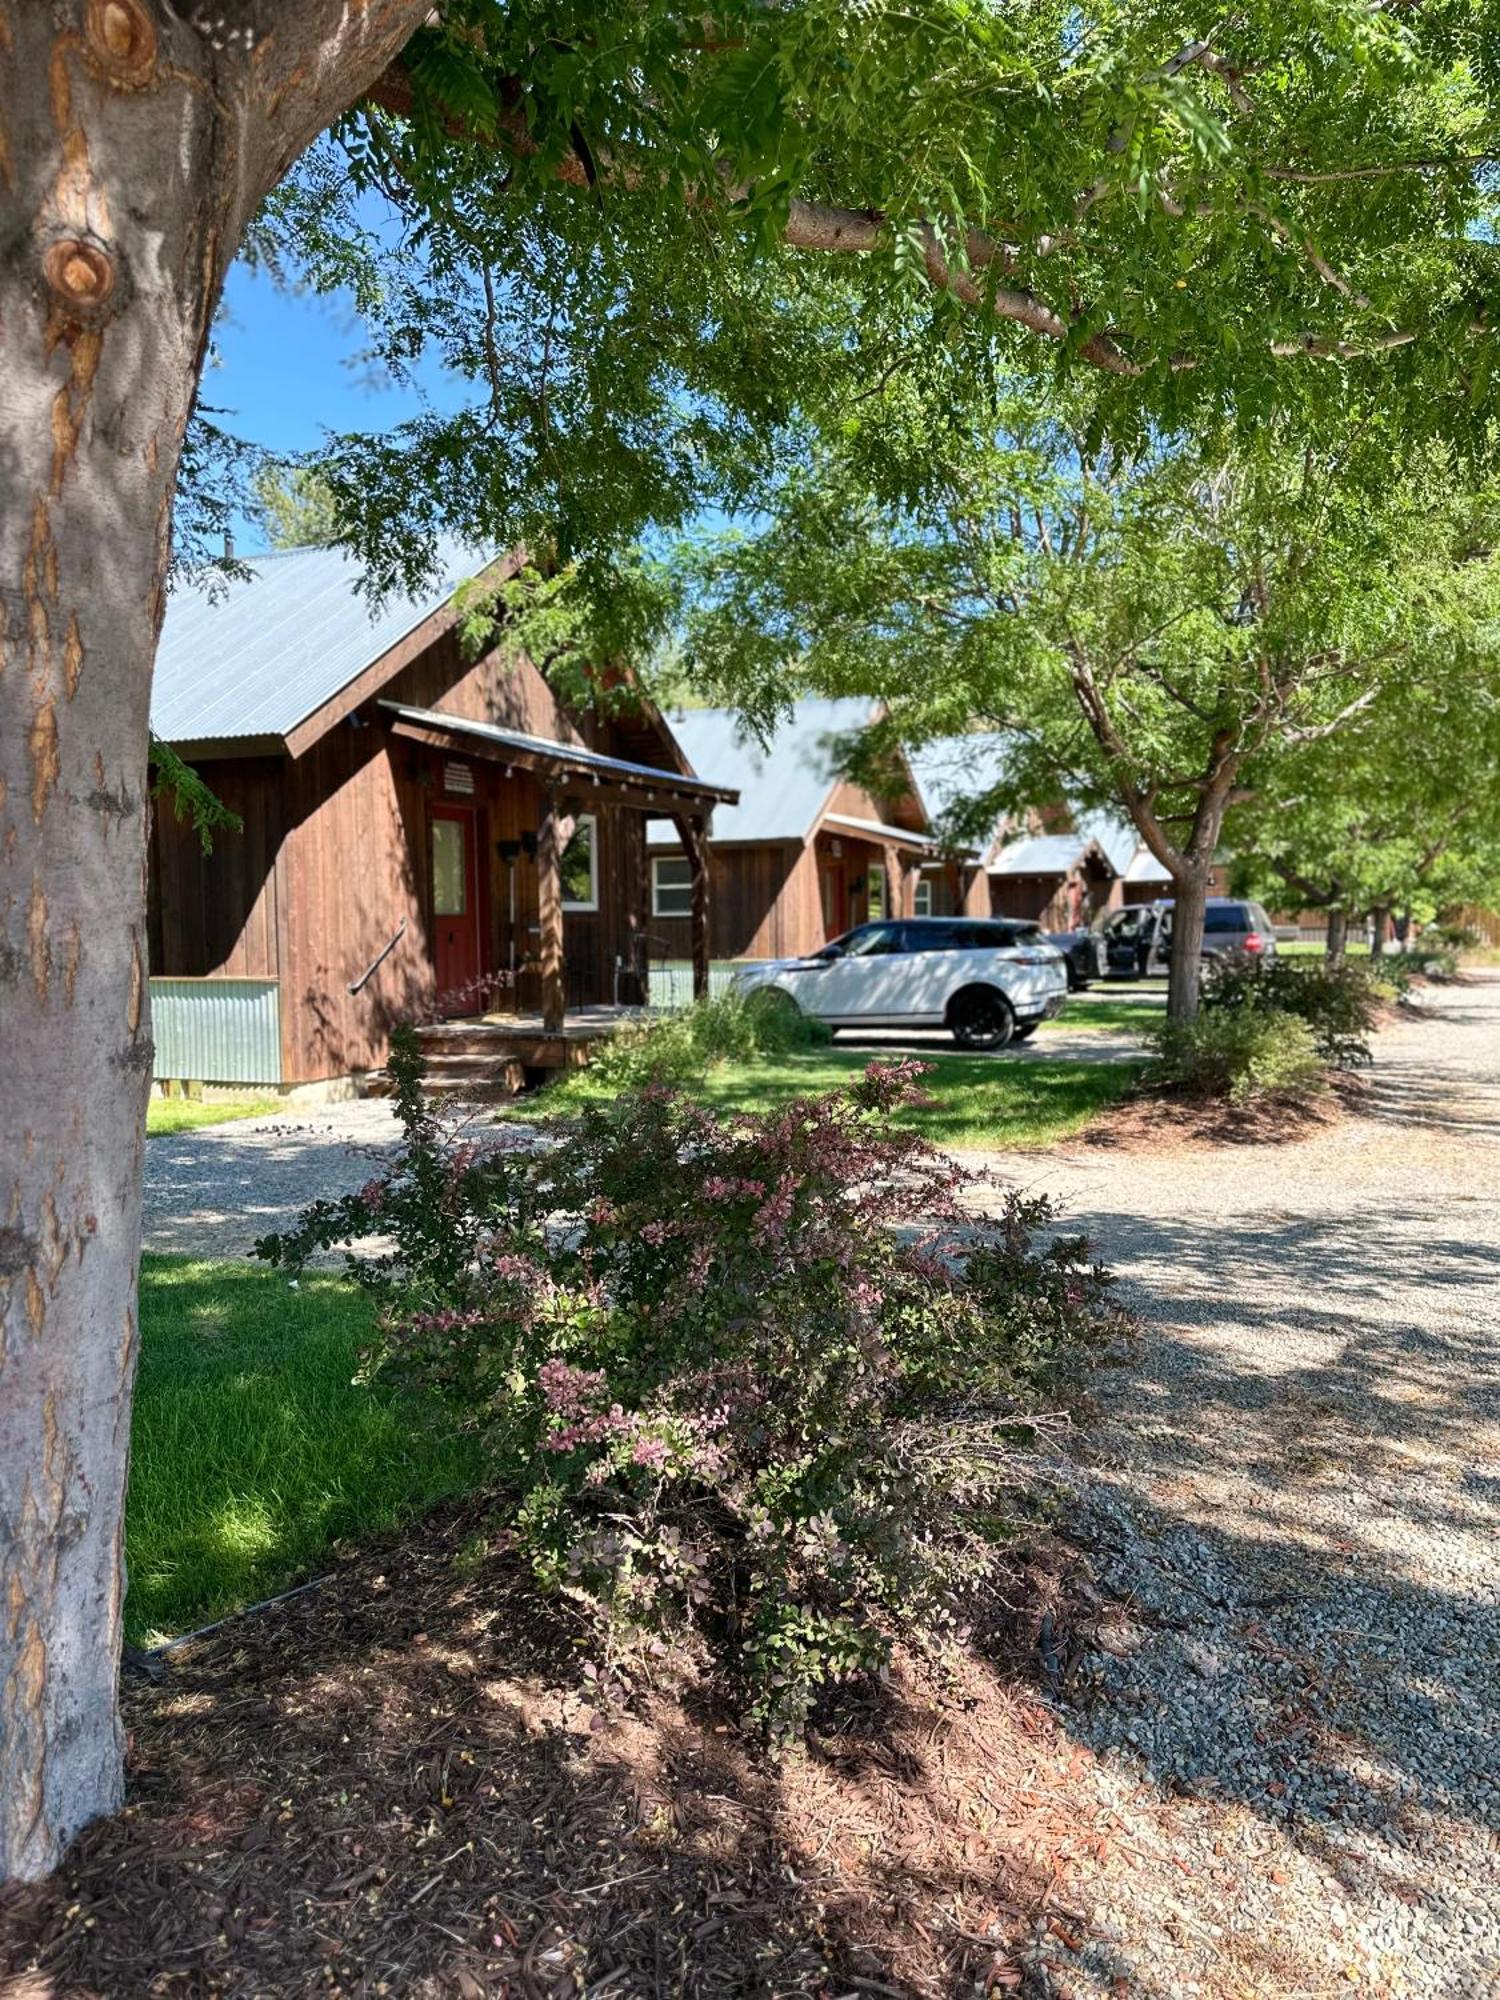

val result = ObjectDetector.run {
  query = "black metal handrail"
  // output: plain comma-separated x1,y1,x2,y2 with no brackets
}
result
348,920,406,996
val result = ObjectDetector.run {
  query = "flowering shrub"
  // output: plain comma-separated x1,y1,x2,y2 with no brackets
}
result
1202,956,1377,1069
258,1031,1122,1731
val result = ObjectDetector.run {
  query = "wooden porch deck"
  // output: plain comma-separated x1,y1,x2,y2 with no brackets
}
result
362,1007,642,1101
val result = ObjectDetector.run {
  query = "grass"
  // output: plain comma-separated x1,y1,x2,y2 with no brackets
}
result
1040,997,1161,1034
147,1095,279,1137
127,1256,486,1645
513,1047,1142,1152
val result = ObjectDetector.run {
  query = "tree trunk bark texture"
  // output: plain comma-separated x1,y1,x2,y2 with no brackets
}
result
1165,869,1210,1023
1325,907,1349,965
0,0,431,1885
1370,904,1391,961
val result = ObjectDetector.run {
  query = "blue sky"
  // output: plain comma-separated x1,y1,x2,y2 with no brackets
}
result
206,254,464,553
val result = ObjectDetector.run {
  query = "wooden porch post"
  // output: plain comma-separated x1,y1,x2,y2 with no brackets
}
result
883,845,904,920
671,812,711,1001
537,791,576,1032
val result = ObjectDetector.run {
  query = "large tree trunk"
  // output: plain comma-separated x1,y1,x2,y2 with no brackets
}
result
1369,902,1392,961
0,0,430,1886
1325,906,1349,965
1165,866,1211,1022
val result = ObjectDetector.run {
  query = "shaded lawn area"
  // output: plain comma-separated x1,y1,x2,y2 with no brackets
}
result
519,1049,1144,1151
128,1256,485,1645
147,1095,279,1137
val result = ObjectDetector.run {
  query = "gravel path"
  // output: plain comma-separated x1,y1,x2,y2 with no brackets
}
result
144,1098,405,1259
973,977,1500,1999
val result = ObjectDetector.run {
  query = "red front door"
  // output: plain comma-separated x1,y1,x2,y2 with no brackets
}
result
429,805,481,1014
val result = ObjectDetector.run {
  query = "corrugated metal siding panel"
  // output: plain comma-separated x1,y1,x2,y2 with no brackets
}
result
647,964,738,1011
151,979,282,1084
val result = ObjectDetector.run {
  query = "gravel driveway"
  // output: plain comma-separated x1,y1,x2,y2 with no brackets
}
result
144,1098,405,1259
973,976,1500,1999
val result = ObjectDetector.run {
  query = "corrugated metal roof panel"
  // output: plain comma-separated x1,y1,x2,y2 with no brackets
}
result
151,536,496,745
988,832,1090,876
904,732,1016,823
645,698,876,845
1125,847,1174,884
380,704,736,798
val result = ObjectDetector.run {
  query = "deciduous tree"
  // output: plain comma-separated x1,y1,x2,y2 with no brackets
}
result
669,410,1479,1017
1,0,1497,1880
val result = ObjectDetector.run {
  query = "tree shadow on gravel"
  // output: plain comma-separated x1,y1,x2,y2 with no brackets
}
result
1018,1197,1500,1986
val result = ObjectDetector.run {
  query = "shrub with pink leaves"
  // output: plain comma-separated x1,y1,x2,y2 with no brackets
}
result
259,1028,1124,1731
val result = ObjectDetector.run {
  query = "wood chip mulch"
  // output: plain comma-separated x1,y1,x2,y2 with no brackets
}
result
0,1504,1109,2000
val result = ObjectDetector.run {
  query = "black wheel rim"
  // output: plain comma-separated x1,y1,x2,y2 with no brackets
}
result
957,997,1011,1048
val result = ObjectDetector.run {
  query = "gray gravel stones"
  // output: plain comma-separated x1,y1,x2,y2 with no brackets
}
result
143,1098,405,1258
974,977,1500,2000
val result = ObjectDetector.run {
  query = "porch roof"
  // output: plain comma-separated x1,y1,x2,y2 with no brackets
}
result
381,703,738,811
822,813,941,855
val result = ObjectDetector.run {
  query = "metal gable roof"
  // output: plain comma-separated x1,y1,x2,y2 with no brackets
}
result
150,535,497,746
989,831,1093,876
645,698,877,846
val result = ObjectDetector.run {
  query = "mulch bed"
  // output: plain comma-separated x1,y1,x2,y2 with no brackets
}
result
0,1504,1109,2000
1080,1086,1344,1150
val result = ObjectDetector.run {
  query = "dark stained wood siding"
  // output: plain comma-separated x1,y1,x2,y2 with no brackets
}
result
150,636,670,1082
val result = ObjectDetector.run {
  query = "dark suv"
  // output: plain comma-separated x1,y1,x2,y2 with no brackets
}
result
1103,898,1278,978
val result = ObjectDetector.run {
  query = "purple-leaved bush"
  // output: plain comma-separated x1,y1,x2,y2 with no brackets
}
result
259,1028,1126,1730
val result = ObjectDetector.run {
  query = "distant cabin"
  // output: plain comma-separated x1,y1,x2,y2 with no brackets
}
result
906,734,1186,928
643,700,971,962
148,543,733,1090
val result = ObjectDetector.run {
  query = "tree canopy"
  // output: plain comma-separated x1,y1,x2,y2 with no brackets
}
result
220,0,1500,597
653,392,1500,1009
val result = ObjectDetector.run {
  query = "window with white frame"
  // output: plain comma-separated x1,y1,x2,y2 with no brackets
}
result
914,875,934,917
652,854,693,918
561,814,598,911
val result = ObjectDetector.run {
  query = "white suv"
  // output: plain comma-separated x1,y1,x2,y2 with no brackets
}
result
732,918,1069,1050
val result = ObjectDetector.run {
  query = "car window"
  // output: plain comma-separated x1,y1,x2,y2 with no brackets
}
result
1249,903,1273,931
902,923,956,953
843,923,906,959
1203,905,1248,933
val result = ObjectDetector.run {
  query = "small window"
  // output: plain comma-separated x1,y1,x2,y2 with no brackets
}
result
866,867,887,919
431,816,467,917
561,814,598,912
652,854,693,918
1203,904,1246,933
914,876,934,918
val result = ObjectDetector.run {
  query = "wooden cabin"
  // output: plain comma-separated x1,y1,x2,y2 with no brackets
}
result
907,734,1184,923
643,701,954,964
148,542,734,1089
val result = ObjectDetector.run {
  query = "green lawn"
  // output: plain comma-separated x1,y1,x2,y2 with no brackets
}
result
516,1048,1143,1152
147,1095,279,1137
127,1257,485,1645
1040,997,1162,1034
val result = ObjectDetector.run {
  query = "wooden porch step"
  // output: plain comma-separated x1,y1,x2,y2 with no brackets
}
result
415,1024,598,1069
358,1055,527,1101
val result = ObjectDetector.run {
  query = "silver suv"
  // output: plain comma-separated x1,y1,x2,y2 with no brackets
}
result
1104,898,1278,978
